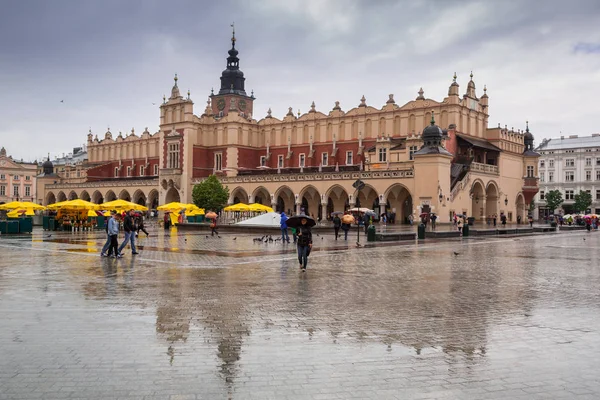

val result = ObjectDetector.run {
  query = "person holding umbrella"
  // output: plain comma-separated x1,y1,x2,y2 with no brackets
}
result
286,214,315,271
206,211,219,236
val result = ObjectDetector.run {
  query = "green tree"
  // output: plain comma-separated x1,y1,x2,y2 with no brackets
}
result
544,189,563,213
192,175,229,212
573,190,592,213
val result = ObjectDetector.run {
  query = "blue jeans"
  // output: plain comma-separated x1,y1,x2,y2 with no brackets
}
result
297,245,309,268
281,227,289,242
342,228,348,240
101,234,111,255
118,231,136,253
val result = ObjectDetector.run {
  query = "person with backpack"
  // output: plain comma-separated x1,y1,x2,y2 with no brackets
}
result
332,214,341,240
100,215,112,257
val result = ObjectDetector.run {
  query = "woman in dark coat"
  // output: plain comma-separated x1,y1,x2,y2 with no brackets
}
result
296,217,313,271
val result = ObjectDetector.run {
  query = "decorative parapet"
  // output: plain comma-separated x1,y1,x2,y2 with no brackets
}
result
46,179,159,190
193,169,414,185
470,162,499,175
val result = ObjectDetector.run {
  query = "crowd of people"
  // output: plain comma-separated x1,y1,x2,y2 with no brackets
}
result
101,210,148,258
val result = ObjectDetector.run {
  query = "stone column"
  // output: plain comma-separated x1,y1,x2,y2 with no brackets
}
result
321,203,327,222
271,202,278,213
296,203,301,215
481,196,487,222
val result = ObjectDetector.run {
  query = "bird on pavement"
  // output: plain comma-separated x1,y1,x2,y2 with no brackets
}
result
233,237,237,240
356,242,362,247
217,235,221,239
453,251,460,256
205,235,209,239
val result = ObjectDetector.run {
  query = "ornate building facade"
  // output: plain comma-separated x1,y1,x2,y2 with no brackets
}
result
40,32,539,223
0,147,38,204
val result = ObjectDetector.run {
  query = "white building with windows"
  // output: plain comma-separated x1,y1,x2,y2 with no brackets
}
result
534,134,600,217
0,147,38,204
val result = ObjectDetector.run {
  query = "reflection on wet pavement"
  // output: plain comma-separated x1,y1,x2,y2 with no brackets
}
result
1,228,600,399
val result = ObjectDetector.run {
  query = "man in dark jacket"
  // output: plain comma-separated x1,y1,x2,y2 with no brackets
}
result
332,215,341,240
118,209,138,255
296,218,313,271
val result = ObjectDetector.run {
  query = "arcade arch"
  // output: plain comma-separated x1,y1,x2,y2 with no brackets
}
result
470,180,485,220
68,191,78,200
105,190,117,202
147,189,159,210
230,187,249,204
515,193,526,222
165,187,180,204
325,184,349,217
119,189,131,201
45,192,56,205
275,186,294,214
299,185,321,219
92,190,103,204
251,186,270,206
384,184,413,224
485,181,499,218
79,190,91,201
57,191,67,202
133,190,146,207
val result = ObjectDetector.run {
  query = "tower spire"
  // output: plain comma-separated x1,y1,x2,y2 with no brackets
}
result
231,22,236,47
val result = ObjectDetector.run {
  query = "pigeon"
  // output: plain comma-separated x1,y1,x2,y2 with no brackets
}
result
205,235,209,239
45,234,52,238
217,235,221,239
184,238,187,242
453,251,459,256
316,233,320,237
233,237,237,240
268,236,273,242
583,238,586,241
274,237,281,242
356,242,362,248
321,237,324,240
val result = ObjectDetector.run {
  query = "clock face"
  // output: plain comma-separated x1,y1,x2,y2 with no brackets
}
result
217,98,226,111
238,99,247,111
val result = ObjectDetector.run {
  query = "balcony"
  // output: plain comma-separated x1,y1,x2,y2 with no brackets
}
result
523,177,539,190
470,162,499,175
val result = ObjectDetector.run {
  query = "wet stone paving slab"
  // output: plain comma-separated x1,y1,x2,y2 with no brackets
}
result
0,227,599,399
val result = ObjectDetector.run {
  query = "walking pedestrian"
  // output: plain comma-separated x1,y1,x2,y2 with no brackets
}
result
210,217,219,236
296,217,313,271
100,215,112,257
493,214,497,227
118,209,138,255
457,217,464,236
280,212,290,243
408,214,414,226
163,212,171,230
430,213,437,231
501,213,507,228
333,214,341,240
107,211,121,258
528,215,534,228
136,215,149,237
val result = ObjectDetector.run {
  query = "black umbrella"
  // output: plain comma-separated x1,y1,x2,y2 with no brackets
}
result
331,211,343,216
286,214,316,228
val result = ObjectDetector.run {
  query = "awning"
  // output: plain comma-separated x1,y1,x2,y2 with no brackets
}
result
456,133,501,152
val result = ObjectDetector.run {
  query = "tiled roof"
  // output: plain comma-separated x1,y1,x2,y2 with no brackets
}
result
537,135,600,150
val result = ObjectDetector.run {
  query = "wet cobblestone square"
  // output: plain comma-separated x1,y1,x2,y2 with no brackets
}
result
1,228,599,399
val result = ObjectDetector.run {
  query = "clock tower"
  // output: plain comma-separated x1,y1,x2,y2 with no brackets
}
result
210,26,255,118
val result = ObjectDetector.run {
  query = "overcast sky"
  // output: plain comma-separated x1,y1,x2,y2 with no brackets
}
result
1,0,599,162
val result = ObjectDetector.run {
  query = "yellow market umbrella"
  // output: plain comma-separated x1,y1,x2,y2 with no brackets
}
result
247,203,273,212
47,199,99,210
157,202,188,211
224,203,251,212
99,199,148,211
0,201,45,211
7,209,35,217
87,210,100,217
185,204,204,213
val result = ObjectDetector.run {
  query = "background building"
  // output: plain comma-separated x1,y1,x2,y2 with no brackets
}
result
534,134,600,217
0,147,38,204
39,32,539,223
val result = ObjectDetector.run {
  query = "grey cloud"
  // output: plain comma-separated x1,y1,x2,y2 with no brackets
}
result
1,0,600,161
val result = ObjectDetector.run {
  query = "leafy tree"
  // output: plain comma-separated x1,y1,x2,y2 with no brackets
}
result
573,190,592,213
544,189,563,213
192,175,229,212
